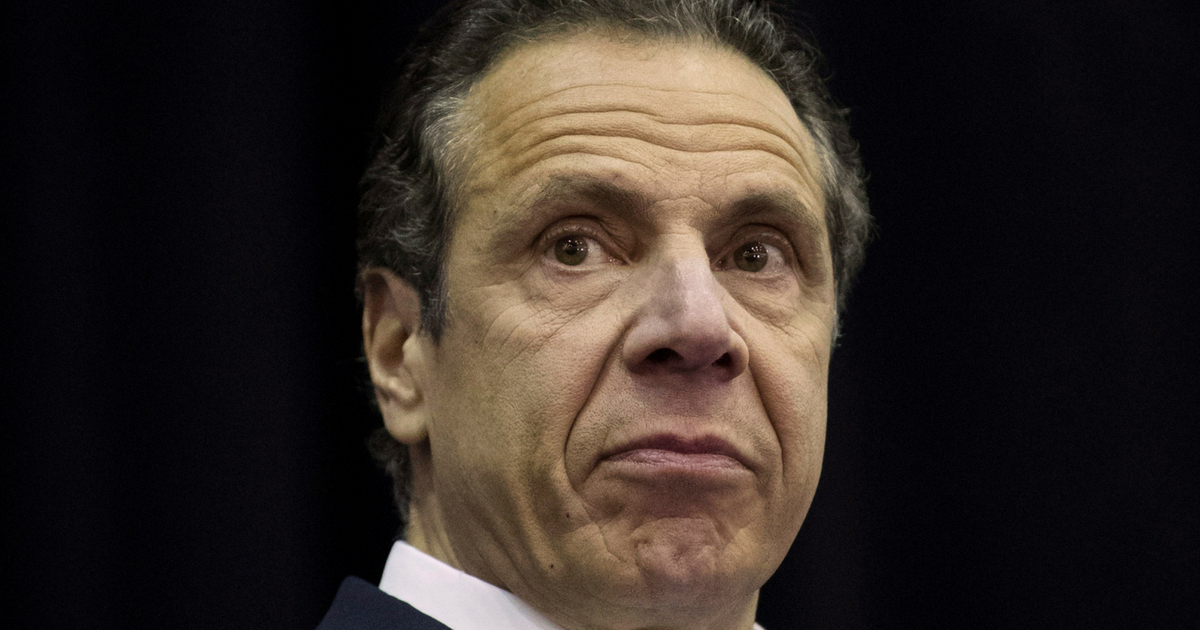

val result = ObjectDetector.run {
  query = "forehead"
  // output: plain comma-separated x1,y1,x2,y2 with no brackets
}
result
456,31,826,232
473,31,802,129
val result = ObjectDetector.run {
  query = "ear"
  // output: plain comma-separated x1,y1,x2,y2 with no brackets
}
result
361,268,432,445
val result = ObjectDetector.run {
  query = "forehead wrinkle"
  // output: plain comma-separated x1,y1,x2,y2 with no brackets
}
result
478,85,812,168
464,85,824,198
495,114,814,179
495,135,821,203
479,81,806,149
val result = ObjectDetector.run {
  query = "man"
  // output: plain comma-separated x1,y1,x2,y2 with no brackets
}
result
319,1,870,628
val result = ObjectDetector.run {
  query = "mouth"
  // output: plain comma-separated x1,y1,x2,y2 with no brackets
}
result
602,434,749,472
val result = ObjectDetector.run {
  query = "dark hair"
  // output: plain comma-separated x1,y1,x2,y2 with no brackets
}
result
358,0,872,528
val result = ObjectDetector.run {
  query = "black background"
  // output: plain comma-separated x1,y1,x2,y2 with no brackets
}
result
4,1,1197,628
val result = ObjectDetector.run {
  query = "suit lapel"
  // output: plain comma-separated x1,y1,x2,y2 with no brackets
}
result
316,576,453,630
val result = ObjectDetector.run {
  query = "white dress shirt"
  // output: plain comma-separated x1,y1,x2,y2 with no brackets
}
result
378,541,766,630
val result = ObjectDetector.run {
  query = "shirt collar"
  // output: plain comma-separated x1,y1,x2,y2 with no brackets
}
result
378,540,766,630
378,541,565,630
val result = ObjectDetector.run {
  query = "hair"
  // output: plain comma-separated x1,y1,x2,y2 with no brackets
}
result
357,0,872,529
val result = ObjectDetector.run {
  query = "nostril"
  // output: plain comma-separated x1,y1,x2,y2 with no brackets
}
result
641,348,734,371
646,348,680,364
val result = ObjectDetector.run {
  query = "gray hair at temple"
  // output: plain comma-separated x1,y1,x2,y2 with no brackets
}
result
356,0,872,527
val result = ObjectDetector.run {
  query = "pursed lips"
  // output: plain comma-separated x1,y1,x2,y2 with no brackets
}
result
601,433,750,472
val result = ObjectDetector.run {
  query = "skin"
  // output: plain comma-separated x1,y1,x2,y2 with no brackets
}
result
363,32,836,630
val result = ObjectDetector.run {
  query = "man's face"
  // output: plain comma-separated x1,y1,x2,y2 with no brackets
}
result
414,32,834,626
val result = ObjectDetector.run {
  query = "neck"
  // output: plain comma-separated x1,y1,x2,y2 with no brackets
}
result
405,499,460,566
404,444,462,571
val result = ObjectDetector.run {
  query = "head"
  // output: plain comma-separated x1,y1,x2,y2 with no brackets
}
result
359,1,870,628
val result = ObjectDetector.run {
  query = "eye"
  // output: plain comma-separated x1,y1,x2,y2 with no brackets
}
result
718,234,793,277
544,230,612,268
554,236,590,266
734,241,770,272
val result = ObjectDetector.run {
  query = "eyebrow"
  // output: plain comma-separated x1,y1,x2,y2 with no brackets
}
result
480,175,655,248
495,174,825,249
727,191,826,242
523,175,653,220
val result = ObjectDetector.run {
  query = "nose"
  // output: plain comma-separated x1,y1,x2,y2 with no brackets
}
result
622,253,749,380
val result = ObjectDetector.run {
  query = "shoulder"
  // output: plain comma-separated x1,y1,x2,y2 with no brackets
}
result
316,576,453,630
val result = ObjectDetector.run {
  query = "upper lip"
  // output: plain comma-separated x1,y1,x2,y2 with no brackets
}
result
602,433,750,468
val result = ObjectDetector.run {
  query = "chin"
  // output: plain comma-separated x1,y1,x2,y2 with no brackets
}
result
627,517,760,605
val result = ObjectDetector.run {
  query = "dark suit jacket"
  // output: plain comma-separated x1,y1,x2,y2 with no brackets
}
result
316,577,452,630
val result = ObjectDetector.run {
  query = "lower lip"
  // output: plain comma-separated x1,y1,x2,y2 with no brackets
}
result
605,448,746,471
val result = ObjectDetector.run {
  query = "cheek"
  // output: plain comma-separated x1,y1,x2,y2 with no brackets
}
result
424,283,631,565
746,317,830,502
429,280,624,484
